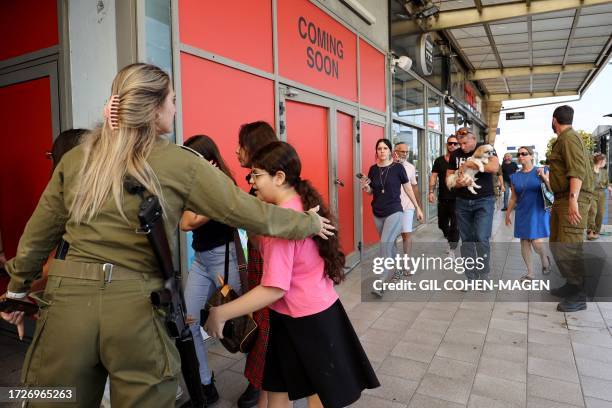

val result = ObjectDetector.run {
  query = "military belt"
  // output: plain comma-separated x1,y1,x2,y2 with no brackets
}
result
49,259,158,283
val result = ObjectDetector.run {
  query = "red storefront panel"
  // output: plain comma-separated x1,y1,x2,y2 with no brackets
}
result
180,53,275,191
336,112,355,255
0,0,58,61
278,0,357,102
179,0,273,73
285,100,329,205
360,123,384,246
0,78,54,259
359,39,386,112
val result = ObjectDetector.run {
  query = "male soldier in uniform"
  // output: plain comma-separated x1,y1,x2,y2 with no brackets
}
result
547,105,594,312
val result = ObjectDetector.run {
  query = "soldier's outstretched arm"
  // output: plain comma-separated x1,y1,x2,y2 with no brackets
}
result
184,157,331,240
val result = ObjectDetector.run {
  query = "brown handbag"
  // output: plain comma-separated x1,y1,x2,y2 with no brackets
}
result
200,233,258,354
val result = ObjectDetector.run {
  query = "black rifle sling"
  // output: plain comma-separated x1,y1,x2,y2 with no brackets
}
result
124,176,205,407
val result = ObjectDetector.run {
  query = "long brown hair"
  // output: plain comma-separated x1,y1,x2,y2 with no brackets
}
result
238,121,277,168
251,141,345,284
184,135,235,184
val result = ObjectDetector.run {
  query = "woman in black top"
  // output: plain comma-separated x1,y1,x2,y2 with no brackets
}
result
361,139,423,297
180,135,239,404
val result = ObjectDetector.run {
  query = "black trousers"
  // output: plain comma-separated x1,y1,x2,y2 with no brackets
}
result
438,199,459,249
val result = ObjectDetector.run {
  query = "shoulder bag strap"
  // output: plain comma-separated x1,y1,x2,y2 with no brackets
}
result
233,229,249,294
224,240,230,285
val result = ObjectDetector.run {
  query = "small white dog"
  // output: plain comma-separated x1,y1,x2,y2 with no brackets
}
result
447,144,496,194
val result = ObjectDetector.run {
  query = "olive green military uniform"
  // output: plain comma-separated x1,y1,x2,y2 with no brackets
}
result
5,141,321,407
547,127,594,287
587,169,608,234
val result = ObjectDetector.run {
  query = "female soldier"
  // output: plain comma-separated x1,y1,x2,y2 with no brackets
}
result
587,153,612,240
0,63,332,407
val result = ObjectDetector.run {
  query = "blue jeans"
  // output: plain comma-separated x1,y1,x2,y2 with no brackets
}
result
184,244,241,384
374,212,403,282
503,181,511,209
455,196,495,280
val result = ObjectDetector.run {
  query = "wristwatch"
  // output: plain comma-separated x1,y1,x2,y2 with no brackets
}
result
569,192,578,199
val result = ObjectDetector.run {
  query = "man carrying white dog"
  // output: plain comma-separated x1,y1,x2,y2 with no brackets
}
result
446,128,500,283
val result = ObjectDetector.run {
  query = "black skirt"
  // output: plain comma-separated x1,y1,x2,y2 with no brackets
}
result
262,299,380,408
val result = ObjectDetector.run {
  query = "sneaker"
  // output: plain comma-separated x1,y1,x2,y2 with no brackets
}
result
237,383,260,408
202,374,219,406
550,283,579,298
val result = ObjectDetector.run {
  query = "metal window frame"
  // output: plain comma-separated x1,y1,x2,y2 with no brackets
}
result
169,0,390,268
278,85,362,268
0,0,70,135
0,62,61,140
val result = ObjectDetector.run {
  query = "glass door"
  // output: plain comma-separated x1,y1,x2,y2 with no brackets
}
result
427,131,442,220
392,121,422,229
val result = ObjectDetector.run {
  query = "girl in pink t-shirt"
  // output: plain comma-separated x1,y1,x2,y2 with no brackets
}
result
205,142,379,408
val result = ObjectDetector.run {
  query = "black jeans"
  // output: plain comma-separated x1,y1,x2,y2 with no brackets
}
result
437,198,459,249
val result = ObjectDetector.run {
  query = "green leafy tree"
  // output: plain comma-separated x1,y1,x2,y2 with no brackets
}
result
544,130,594,164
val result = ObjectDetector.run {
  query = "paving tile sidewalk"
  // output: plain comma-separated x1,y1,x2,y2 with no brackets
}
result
2,206,612,408
203,208,612,408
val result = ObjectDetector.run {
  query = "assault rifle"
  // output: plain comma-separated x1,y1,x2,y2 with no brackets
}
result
125,179,205,408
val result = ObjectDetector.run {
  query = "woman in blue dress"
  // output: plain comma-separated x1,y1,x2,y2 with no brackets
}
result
504,146,551,280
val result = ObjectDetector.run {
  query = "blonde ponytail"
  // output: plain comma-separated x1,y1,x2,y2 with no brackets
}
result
70,63,170,223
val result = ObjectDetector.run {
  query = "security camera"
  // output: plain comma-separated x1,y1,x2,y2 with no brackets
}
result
391,56,412,73
396,56,412,70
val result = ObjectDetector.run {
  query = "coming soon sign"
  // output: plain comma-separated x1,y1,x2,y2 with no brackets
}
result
278,0,358,101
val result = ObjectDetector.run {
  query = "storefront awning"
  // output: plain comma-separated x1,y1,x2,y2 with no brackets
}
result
392,0,612,101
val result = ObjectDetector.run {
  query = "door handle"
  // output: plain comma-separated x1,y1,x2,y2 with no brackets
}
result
334,178,345,187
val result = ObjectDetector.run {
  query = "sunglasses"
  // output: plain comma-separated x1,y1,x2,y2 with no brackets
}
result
456,129,469,136
447,142,459,146
517,152,530,157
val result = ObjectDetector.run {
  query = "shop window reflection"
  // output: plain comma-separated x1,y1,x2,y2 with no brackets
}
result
392,70,424,127
392,122,423,228
427,93,441,133
444,104,456,138
427,131,442,220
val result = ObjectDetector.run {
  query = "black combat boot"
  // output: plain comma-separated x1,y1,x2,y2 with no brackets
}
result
557,291,587,312
237,383,260,408
550,282,579,298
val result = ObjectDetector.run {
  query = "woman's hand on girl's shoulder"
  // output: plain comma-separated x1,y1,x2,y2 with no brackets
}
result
308,206,335,240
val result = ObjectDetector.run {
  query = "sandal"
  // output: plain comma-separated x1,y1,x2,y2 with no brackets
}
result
520,274,534,281
542,255,552,275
